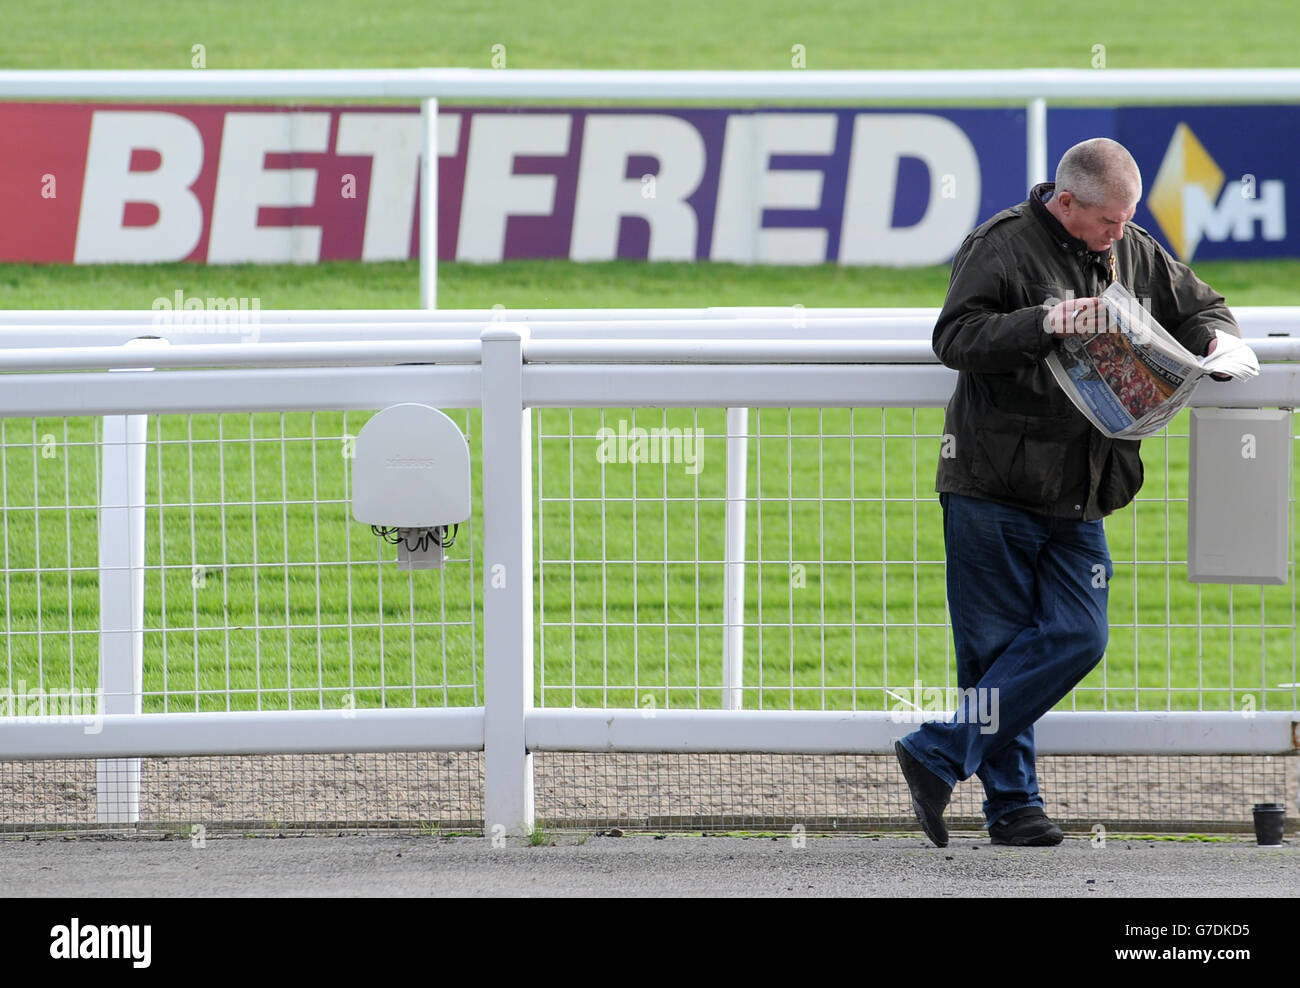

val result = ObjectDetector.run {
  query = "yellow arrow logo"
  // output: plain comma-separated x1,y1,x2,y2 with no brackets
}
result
1147,123,1225,260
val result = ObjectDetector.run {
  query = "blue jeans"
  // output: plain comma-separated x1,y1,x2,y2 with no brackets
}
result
899,492,1112,828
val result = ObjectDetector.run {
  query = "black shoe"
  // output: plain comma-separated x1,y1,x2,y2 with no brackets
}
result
894,740,952,847
989,807,1064,846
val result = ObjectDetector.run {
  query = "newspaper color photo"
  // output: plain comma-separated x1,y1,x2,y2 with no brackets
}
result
1046,282,1260,439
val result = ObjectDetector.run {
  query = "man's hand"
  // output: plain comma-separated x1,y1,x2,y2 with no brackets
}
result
1045,297,1112,338
1205,336,1232,381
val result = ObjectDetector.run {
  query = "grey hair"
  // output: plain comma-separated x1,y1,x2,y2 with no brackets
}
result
1054,138,1142,207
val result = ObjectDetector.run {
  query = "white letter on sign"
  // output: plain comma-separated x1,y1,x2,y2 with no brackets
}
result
74,111,204,263
335,112,463,261
208,113,330,263
571,115,706,261
457,115,571,262
839,114,980,266
711,113,837,265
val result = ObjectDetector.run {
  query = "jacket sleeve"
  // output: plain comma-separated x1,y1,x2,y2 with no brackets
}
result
1149,242,1241,357
932,233,1057,373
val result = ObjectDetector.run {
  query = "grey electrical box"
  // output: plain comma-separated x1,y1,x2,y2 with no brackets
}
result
1188,408,1292,585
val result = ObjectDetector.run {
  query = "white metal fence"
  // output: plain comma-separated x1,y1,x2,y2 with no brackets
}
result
0,308,1296,834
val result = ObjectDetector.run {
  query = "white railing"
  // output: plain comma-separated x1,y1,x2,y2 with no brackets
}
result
0,311,1296,833
4,306,1299,340
8,67,1300,100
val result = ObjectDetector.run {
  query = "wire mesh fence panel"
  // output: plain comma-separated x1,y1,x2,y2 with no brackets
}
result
1098,415,1299,714
535,406,727,710
3,750,1292,836
0,417,102,713
0,410,484,716
534,406,1299,716
532,752,1298,835
0,752,484,835
2,397,1297,835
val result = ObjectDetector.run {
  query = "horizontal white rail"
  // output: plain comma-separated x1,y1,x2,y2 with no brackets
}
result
3,68,1300,101
2,708,1290,761
0,339,481,372
0,315,941,351
0,707,485,760
522,338,1300,364
0,366,483,416
0,318,942,349
521,339,938,363
526,709,1298,755
4,333,1299,374
3,309,1295,351
522,364,1300,408
0,307,936,324
1,361,1296,419
523,364,962,408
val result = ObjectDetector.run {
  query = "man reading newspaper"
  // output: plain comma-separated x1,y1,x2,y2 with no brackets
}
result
894,138,1241,847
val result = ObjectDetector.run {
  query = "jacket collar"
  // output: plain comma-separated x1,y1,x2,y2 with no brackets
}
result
1028,181,1108,261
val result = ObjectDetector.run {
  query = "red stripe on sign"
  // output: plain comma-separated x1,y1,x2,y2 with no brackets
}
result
0,104,92,262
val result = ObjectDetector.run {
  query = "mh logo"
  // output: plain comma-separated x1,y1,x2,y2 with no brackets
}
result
1147,122,1285,261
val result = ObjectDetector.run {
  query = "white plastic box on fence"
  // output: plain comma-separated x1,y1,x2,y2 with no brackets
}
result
351,402,472,570
1188,408,1293,585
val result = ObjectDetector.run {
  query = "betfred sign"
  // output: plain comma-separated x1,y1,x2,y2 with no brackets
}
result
0,103,1025,266
6,102,1291,266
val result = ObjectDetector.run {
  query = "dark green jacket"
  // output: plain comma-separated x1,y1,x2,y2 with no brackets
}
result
933,182,1240,521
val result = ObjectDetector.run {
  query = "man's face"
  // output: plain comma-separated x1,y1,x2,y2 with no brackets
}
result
1058,192,1138,252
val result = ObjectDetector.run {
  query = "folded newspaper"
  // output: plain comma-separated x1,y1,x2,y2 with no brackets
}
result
1045,282,1259,439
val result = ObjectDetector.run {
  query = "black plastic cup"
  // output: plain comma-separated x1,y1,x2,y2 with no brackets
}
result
1252,803,1286,846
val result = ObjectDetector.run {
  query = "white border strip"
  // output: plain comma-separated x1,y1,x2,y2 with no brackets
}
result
525,709,1299,756
3,67,1300,101
0,707,485,759
3,708,1290,760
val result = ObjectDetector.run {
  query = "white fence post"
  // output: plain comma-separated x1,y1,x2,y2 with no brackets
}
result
96,409,148,823
420,98,439,310
1027,97,1048,188
722,407,749,710
481,326,534,836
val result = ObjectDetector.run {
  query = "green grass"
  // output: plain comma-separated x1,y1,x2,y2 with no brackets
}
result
4,258,1300,310
5,0,1299,71
528,827,557,846
0,410,481,713
0,259,955,310
1117,834,1239,842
